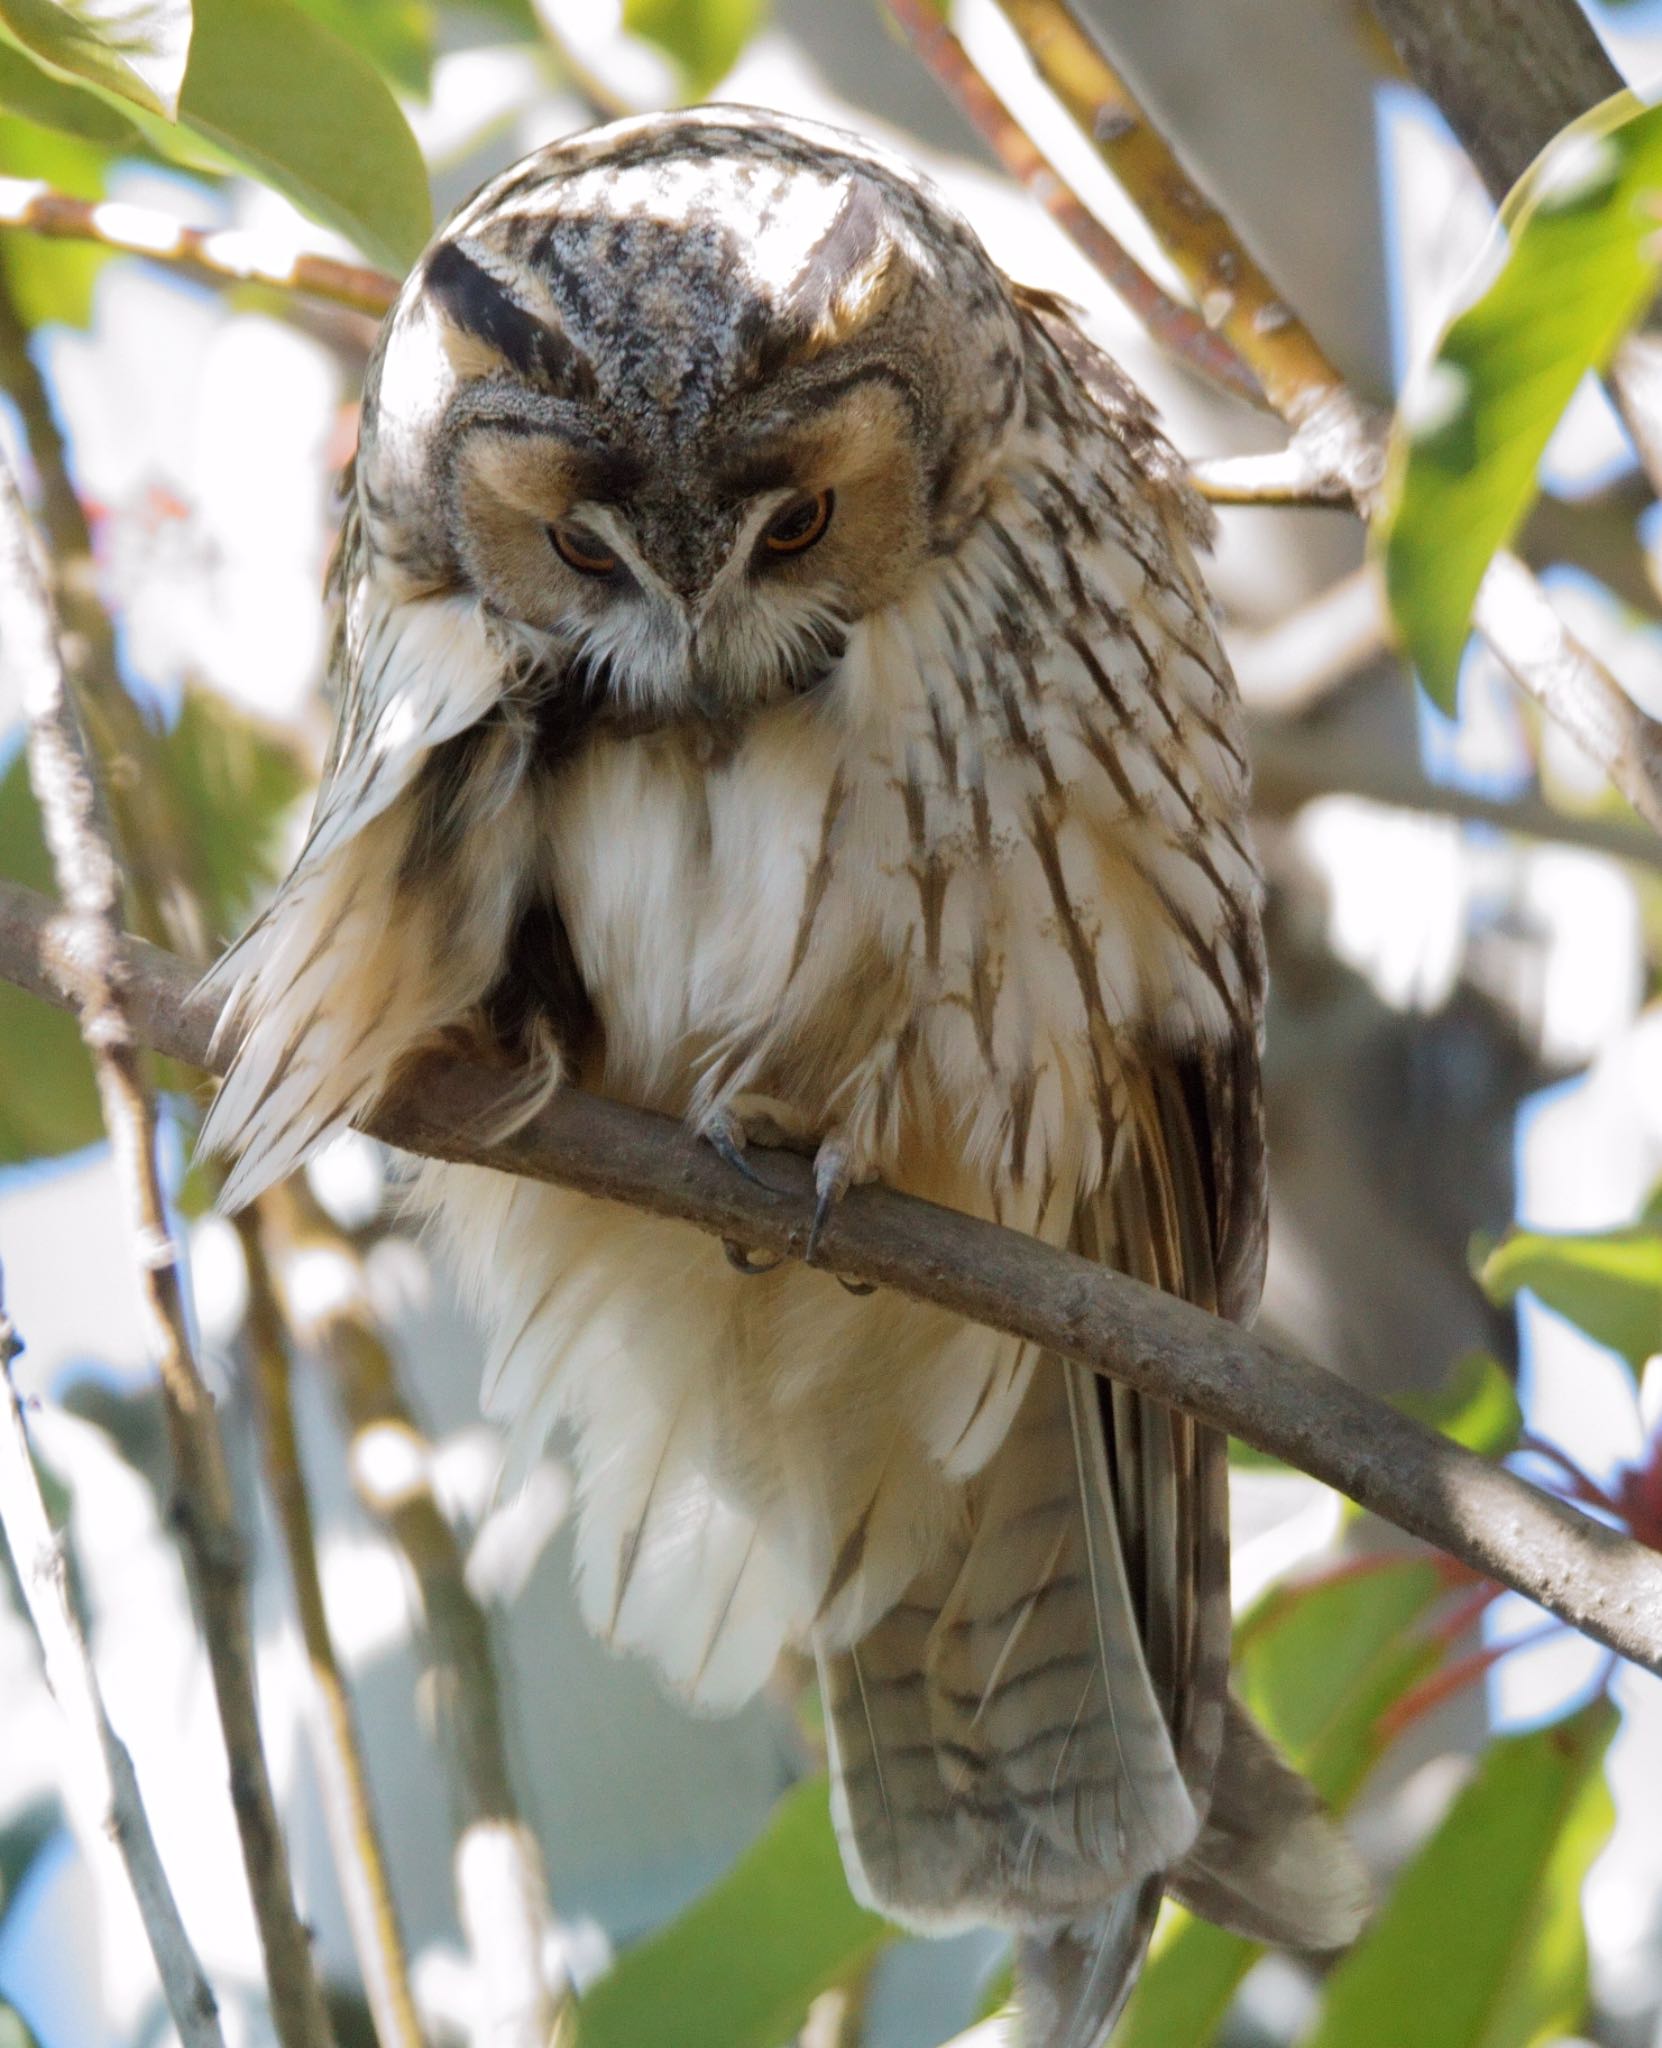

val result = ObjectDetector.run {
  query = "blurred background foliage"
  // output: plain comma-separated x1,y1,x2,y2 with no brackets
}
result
1,1,1662,2046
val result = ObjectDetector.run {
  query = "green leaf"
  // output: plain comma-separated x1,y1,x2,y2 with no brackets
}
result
165,0,429,270
0,28,135,133
576,1775,893,2048
1302,1698,1617,2048
623,0,764,96
1118,1557,1449,2048
1237,1556,1448,1801
1476,1224,1662,1375
0,2001,42,2048
1399,1352,1523,1458
1376,89,1662,709
0,0,191,119
0,0,430,270
286,0,431,100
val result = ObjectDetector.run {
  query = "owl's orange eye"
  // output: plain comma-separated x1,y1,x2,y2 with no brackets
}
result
762,490,834,557
549,522,619,577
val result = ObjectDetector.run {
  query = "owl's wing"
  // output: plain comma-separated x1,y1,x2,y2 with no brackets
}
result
199,510,538,1209
1008,281,1216,551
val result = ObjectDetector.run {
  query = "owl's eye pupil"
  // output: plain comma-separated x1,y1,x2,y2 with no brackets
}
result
762,489,834,558
549,522,619,577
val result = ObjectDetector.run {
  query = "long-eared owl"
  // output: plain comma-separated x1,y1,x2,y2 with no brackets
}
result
202,106,1365,2045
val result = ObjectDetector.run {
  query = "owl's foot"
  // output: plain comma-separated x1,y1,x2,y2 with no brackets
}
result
808,1134,876,1296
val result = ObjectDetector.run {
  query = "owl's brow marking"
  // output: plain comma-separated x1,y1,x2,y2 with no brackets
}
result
425,241,580,389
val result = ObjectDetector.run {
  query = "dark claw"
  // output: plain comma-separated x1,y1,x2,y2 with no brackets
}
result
806,1182,835,1267
702,1117,780,1193
724,1239,785,1276
807,1140,876,1293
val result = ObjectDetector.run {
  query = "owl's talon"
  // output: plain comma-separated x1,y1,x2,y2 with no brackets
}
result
700,1110,780,1193
806,1138,852,1268
724,1239,784,1276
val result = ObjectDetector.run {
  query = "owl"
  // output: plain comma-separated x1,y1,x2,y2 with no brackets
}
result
202,107,1365,2044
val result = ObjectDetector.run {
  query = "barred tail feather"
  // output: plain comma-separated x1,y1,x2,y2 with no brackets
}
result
823,1360,1197,1932
1169,1697,1370,1951
1016,1881,1162,2048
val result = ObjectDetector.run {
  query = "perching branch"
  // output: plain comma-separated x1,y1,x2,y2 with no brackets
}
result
0,1273,226,2048
269,1180,571,2048
3,879,1660,1679
0,179,398,317
235,1211,423,2048
0,455,337,2048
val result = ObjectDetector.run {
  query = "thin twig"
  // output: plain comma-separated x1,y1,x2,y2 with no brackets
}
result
1227,566,1389,712
0,180,399,316
235,1210,423,2048
1249,720,1662,873
0,1271,226,2048
882,0,1266,408
271,1182,570,2048
0,454,336,2048
529,0,645,122
1190,447,1368,508
1474,552,1662,838
0,277,207,959
2,884,1660,1679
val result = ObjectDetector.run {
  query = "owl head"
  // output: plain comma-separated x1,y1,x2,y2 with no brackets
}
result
356,106,1030,731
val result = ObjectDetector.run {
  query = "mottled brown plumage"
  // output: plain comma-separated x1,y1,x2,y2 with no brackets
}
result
201,107,1365,2042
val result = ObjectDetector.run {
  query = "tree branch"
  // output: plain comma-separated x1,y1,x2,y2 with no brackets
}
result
1250,717,1662,873
0,455,336,2048
268,1181,572,2048
1475,552,1662,838
235,1211,423,2048
0,179,398,316
882,0,1267,408
0,273,207,959
0,1273,226,2048
985,0,1373,451
1,878,1658,1677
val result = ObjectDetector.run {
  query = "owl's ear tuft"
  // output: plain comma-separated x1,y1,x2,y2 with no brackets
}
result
782,180,907,356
